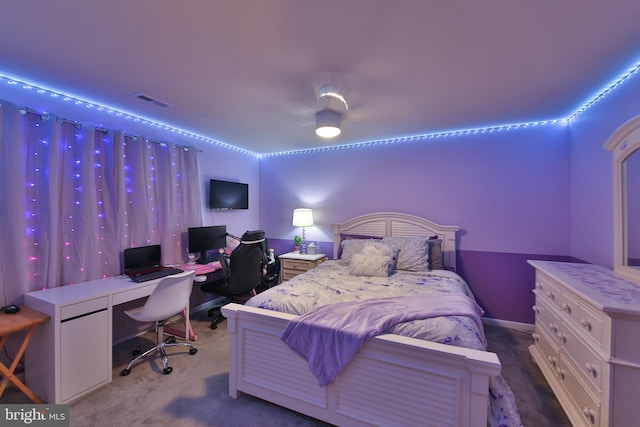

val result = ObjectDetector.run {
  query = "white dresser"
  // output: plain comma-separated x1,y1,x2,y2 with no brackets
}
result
528,260,640,427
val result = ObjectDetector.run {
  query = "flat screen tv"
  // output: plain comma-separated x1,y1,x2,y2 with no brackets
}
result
188,225,227,264
209,179,248,210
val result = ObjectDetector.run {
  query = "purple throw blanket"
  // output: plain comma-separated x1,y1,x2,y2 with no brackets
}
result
280,294,485,386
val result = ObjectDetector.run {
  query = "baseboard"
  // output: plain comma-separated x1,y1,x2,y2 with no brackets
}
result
482,317,534,333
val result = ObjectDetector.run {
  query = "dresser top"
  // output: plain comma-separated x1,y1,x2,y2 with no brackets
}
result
528,260,640,315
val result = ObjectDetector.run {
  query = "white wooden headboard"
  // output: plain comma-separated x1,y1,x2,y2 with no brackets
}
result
331,212,459,270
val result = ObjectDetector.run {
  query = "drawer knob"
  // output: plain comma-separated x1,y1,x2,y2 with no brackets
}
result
557,333,566,344
547,355,557,367
584,363,597,377
561,303,571,314
582,407,595,424
580,319,592,331
546,291,555,300
532,305,539,313
549,323,558,333
555,367,565,379
532,333,539,342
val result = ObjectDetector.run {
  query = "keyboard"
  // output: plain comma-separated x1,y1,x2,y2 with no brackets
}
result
130,267,184,283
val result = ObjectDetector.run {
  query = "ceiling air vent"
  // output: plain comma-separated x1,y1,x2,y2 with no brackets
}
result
133,93,171,108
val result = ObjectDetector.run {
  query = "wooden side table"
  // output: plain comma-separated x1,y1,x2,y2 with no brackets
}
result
279,252,327,282
0,306,50,403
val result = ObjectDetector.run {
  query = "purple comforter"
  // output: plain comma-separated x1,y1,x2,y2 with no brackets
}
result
280,294,485,386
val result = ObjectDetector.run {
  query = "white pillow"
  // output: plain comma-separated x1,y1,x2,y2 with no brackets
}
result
339,238,380,266
349,253,395,277
381,236,430,271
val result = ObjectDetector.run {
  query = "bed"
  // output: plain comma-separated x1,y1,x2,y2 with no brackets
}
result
221,212,520,427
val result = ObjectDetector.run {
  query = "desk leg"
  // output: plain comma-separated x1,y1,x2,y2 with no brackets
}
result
0,327,44,403
164,308,198,341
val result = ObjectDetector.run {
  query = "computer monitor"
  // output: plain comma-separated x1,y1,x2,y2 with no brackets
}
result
187,225,227,264
209,179,249,210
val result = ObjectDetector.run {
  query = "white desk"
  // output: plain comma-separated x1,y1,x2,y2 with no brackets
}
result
24,272,199,404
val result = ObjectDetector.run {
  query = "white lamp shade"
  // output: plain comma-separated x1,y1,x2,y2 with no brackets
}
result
315,110,341,138
292,208,314,227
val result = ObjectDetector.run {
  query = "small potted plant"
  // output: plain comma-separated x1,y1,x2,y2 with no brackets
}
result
293,235,302,252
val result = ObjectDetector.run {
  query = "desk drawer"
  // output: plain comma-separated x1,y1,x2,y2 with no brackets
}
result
112,282,157,305
61,296,108,321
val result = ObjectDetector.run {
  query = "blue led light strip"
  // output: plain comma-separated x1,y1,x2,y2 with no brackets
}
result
565,62,640,121
0,74,260,157
2,57,640,158
263,59,640,157
263,119,567,157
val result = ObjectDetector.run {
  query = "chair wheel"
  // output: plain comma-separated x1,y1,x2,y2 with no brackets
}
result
165,336,176,344
209,322,217,330
120,369,131,376
189,348,198,355
132,347,141,356
163,367,173,375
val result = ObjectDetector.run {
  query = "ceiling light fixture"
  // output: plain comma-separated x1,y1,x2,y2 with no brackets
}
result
315,86,348,139
315,109,342,138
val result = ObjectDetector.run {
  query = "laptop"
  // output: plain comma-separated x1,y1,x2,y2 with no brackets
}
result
123,244,183,283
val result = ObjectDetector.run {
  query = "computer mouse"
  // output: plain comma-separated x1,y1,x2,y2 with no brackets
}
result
3,304,20,314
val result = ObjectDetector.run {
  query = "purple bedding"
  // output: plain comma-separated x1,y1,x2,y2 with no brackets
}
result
280,294,485,386
248,261,523,426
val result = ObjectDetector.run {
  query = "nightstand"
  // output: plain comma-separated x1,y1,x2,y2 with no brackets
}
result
279,252,327,282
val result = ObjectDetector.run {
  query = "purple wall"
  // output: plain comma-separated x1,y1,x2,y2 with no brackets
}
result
568,74,640,268
259,126,571,324
457,251,579,323
260,126,571,254
257,74,640,324
196,146,261,237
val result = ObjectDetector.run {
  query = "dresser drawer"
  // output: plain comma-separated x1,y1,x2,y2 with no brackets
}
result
536,272,564,311
533,327,561,370
555,289,581,324
577,303,604,349
535,297,562,344
560,322,605,395
558,355,601,426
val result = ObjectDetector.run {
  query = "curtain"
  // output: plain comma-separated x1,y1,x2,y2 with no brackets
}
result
0,101,202,305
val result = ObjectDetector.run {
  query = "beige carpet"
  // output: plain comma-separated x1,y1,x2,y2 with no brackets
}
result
69,309,331,427
2,309,569,426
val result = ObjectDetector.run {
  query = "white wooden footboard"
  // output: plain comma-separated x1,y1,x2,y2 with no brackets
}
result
222,303,501,427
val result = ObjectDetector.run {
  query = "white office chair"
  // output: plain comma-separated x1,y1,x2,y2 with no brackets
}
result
120,270,197,376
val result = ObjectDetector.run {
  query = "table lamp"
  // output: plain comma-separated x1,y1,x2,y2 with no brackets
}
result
292,208,314,254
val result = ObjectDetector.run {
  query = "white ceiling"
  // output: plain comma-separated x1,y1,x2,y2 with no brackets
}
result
0,0,639,155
